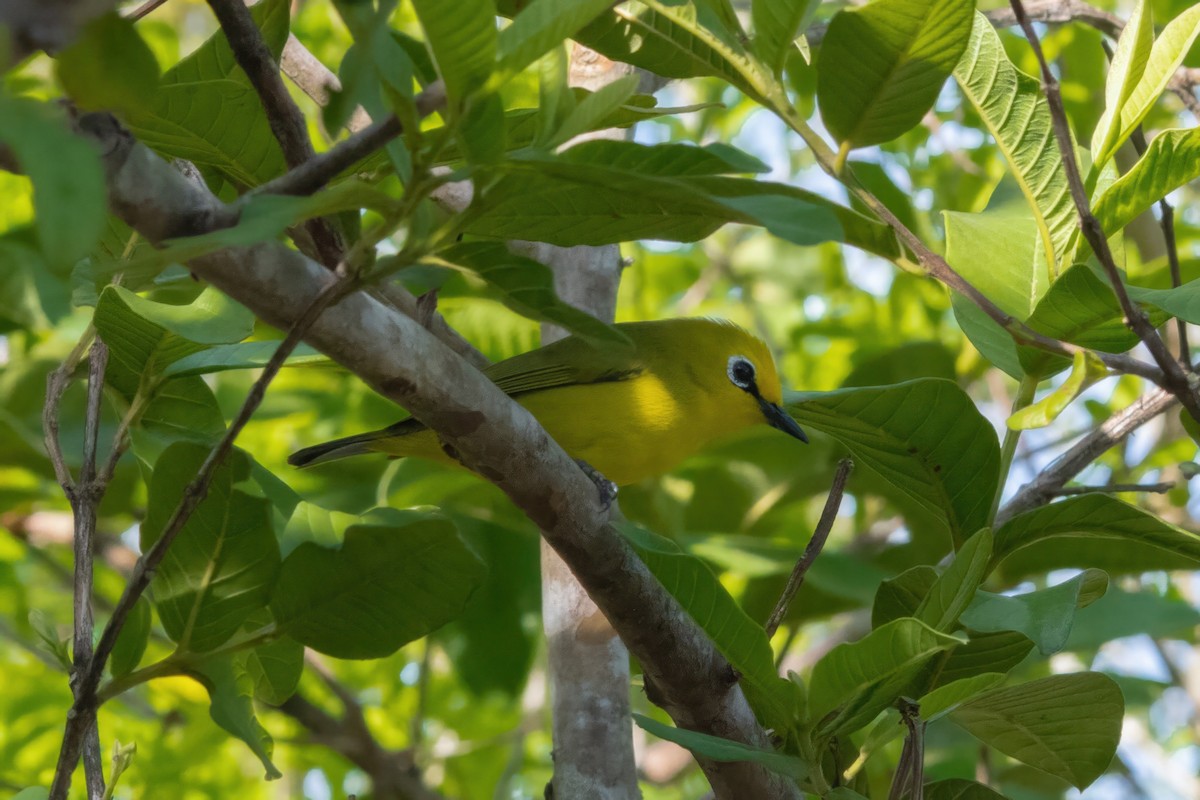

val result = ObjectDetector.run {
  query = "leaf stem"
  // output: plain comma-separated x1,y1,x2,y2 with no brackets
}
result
990,375,1039,526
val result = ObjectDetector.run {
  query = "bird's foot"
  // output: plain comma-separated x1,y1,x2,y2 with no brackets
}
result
574,459,618,512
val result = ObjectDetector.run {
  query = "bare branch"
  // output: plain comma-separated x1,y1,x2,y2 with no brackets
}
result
280,34,372,133
765,458,853,639
48,263,357,800
1051,481,1175,496
998,387,1178,524
1007,0,1200,423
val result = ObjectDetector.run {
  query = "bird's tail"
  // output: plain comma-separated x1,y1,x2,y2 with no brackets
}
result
288,431,386,468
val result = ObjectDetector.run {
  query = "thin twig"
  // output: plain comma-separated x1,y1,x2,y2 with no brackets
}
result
1052,481,1175,496
1007,0,1200,423
204,0,344,268
47,270,358,800
765,458,853,638
126,0,170,22
253,80,446,199
998,387,1178,524
73,341,108,800
1130,128,1191,366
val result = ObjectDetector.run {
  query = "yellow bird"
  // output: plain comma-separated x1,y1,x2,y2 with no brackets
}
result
288,318,807,486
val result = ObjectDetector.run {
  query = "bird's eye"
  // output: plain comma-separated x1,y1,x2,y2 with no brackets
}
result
727,356,756,390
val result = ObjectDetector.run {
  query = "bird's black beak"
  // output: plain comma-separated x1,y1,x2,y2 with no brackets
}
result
760,398,808,444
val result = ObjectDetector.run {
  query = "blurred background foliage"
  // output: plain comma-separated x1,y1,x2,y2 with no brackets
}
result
1,0,1199,798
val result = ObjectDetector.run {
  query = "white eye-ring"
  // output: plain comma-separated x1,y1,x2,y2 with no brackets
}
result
727,355,756,390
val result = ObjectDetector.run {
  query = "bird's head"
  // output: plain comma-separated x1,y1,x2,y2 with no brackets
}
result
698,322,809,444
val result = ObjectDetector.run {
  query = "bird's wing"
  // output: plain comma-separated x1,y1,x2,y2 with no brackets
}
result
482,335,644,397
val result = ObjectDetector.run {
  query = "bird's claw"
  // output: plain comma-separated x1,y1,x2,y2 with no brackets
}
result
574,459,618,512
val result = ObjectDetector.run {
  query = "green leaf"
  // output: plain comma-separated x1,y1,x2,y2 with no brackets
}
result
29,609,71,672
918,672,1005,722
0,95,107,269
142,443,280,653
11,789,49,800
1100,4,1200,165
916,529,993,632
55,13,159,114
817,0,974,147
126,81,287,188
1090,0,1152,160
541,75,639,150
1067,588,1200,651
1095,128,1200,236
164,341,327,379
269,508,486,659
110,597,151,678
752,0,821,75
93,285,254,396
789,380,1001,544
132,376,227,463
994,494,1200,571
924,779,1009,800
951,673,1123,789
808,617,963,736
936,631,1034,686
242,635,304,705
632,713,809,780
951,293,1024,379
960,568,1108,655
495,0,615,81
1009,351,1108,429
872,565,937,628
620,523,799,736
573,2,759,97
162,0,289,86
944,209,1046,320
954,13,1074,268
411,0,497,100
1127,276,1200,325
430,242,628,347
1018,265,1145,377
195,656,282,779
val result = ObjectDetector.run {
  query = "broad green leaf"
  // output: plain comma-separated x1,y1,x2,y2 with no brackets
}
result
951,673,1123,789
11,789,49,800
632,714,809,780
242,635,304,705
1017,265,1148,377
93,285,254,396
573,2,758,97
1095,129,1200,236
541,75,639,150
817,0,973,147
126,81,286,188
164,342,327,379
131,376,226,464
430,242,628,346
916,529,992,632
1101,4,1200,165
411,0,497,100
944,210,1045,320
954,13,1074,268
924,779,1009,800
142,443,281,653
110,597,151,678
1009,351,1107,429
1127,276,1200,325
269,508,486,659
752,0,821,75
960,569,1108,655
789,380,1001,544
1090,0,1152,160
1067,588,1200,651
621,523,800,735
937,631,1034,686
0,95,106,269
872,565,937,628
808,616,963,736
466,141,853,250
495,0,615,81
196,656,282,779
994,494,1200,571
55,13,159,114
919,672,1005,722
951,293,1024,379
